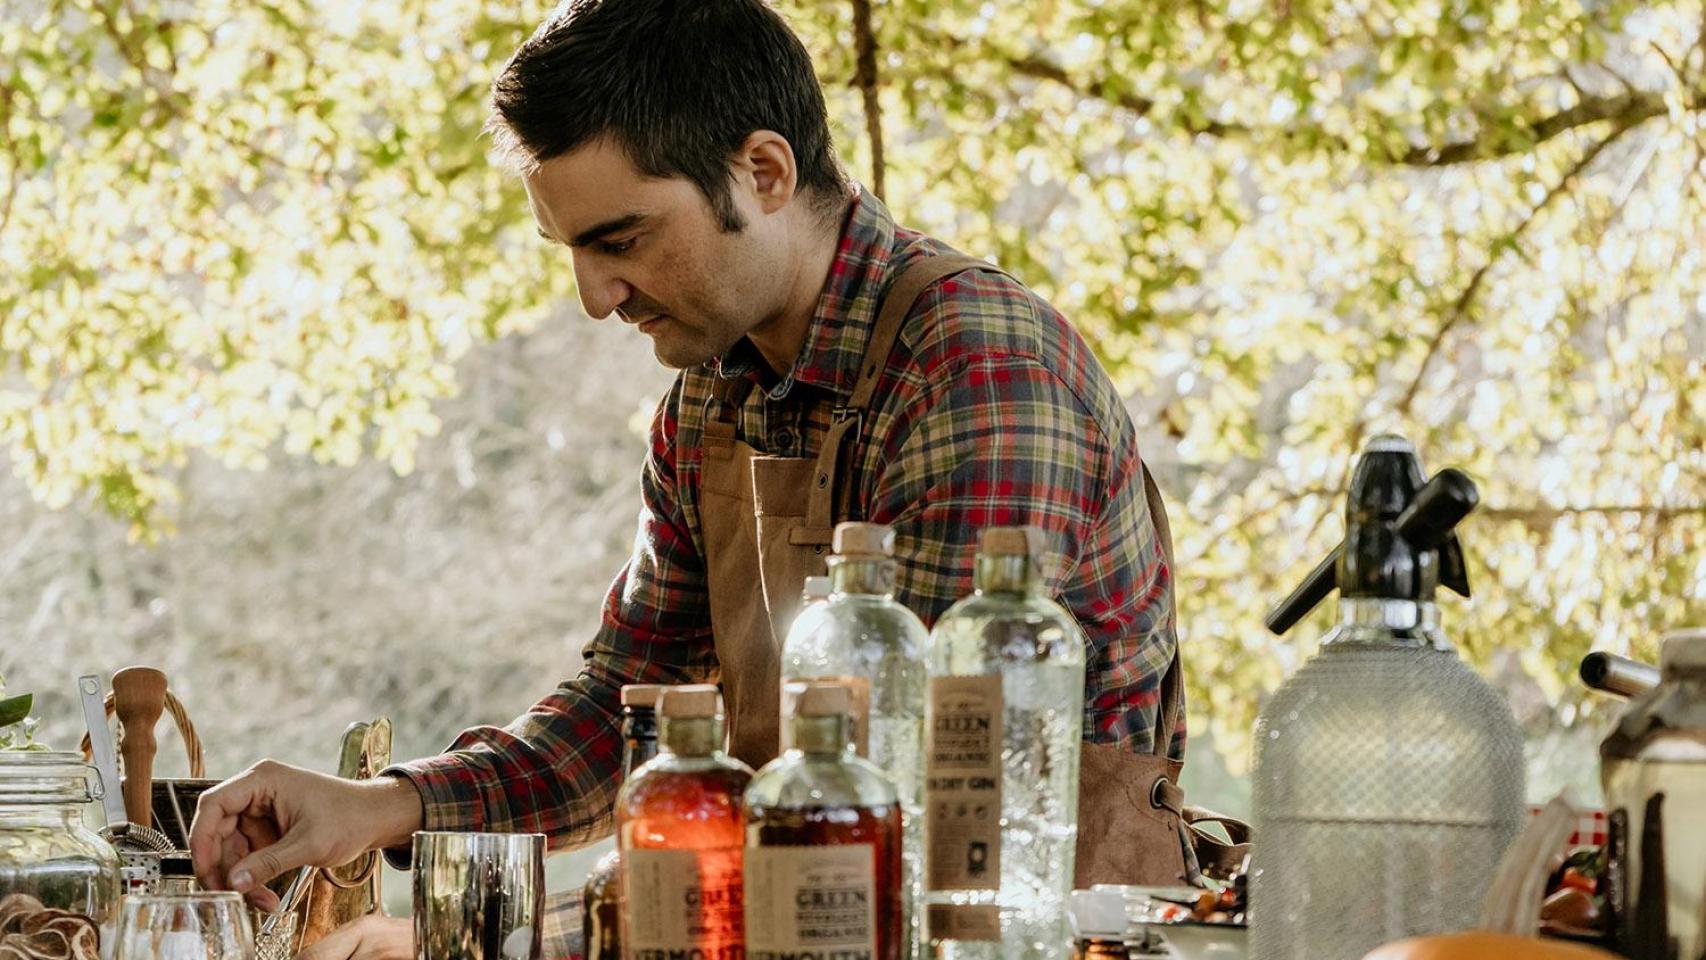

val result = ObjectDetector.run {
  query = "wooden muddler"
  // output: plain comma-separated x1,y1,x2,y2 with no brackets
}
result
111,666,168,828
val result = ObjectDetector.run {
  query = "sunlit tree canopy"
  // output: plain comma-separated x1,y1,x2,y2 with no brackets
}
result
3,0,1703,765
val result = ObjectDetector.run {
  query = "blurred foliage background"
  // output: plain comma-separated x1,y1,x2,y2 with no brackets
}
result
2,0,1704,839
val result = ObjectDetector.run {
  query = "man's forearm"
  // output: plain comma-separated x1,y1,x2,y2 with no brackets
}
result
365,776,426,852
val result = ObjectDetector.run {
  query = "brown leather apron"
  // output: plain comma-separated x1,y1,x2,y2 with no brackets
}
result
698,254,1201,887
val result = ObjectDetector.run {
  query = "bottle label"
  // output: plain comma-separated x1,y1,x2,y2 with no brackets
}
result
744,844,877,960
622,847,745,959
926,904,1002,943
782,675,872,756
925,674,1003,892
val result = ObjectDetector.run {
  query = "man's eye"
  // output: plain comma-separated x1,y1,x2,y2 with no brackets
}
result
599,237,638,255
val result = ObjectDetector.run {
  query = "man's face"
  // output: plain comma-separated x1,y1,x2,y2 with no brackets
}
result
525,138,779,369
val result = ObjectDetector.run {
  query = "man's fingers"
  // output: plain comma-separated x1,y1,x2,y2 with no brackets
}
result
246,884,283,913
293,917,361,960
190,767,273,888
295,916,412,960
229,833,310,894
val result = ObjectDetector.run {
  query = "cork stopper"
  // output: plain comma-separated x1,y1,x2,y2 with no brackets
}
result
658,684,723,719
833,522,895,557
620,684,668,709
979,525,1049,561
794,682,853,718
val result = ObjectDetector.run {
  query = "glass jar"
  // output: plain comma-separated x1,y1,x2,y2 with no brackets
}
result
0,751,122,926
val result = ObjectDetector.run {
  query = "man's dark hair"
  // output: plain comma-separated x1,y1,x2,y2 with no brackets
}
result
488,0,847,231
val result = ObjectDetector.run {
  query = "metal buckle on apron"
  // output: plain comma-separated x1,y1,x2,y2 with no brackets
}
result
815,407,862,492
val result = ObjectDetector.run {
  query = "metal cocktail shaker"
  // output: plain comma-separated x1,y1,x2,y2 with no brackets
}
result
412,832,545,960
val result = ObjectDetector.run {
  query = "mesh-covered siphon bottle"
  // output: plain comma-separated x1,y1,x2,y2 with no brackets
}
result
1249,435,1525,960
924,526,1085,960
781,521,929,957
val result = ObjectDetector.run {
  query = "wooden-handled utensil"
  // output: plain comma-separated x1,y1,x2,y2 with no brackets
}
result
111,666,168,829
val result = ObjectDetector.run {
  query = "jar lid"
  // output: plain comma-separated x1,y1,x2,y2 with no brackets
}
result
0,751,96,804
1661,627,1706,675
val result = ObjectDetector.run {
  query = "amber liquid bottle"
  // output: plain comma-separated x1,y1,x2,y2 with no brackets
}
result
583,685,665,960
744,681,905,960
616,684,753,960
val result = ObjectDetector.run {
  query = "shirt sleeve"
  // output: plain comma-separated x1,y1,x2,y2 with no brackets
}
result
864,307,1178,756
382,379,718,858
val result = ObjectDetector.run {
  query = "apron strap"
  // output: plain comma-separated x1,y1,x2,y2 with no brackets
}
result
802,253,1004,533
1140,460,1185,760
703,371,754,450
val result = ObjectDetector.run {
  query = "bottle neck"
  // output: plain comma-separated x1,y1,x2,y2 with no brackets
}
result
973,555,1041,596
659,716,725,758
1330,597,1448,648
790,714,855,757
620,708,659,781
828,555,896,596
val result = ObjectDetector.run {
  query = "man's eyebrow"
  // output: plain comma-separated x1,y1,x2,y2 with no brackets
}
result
567,212,649,248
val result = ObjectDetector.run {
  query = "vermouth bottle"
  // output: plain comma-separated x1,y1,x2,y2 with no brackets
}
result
744,681,904,960
616,685,752,960
781,522,928,957
924,526,1086,960
583,684,665,960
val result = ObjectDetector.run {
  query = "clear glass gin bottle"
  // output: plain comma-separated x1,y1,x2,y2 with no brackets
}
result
617,685,753,960
583,684,664,960
744,681,905,960
781,521,929,956
924,526,1085,960
1250,437,1525,960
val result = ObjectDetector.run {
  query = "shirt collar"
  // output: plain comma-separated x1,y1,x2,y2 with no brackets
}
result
710,184,899,401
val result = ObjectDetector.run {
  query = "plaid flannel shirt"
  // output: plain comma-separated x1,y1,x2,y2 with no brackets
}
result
386,187,1180,958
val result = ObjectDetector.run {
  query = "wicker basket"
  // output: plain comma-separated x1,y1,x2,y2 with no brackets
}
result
77,688,216,850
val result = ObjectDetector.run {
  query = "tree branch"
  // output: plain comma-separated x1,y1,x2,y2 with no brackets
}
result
1482,503,1706,523
1398,91,1671,165
0,84,18,241
1394,120,1634,417
984,44,1238,138
850,0,885,199
939,31,1682,168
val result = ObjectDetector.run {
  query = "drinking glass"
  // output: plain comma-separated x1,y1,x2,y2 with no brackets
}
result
114,892,255,960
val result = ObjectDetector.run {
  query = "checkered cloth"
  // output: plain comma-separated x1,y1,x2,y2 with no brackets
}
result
1528,804,1608,850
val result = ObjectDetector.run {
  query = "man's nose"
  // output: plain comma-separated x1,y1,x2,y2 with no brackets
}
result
571,255,632,321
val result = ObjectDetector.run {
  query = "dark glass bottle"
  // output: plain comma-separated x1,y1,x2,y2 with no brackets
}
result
744,681,904,960
582,684,665,960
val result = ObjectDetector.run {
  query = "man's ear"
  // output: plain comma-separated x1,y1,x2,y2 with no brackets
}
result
730,130,798,215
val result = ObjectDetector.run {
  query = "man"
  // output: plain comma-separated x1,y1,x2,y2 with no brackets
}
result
190,0,1190,956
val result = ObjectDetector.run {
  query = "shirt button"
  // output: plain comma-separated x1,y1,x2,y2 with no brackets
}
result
772,428,796,452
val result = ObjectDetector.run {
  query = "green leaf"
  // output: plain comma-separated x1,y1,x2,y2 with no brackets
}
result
0,695,32,729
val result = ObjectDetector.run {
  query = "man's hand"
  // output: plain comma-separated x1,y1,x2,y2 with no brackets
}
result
189,760,423,908
293,916,413,960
